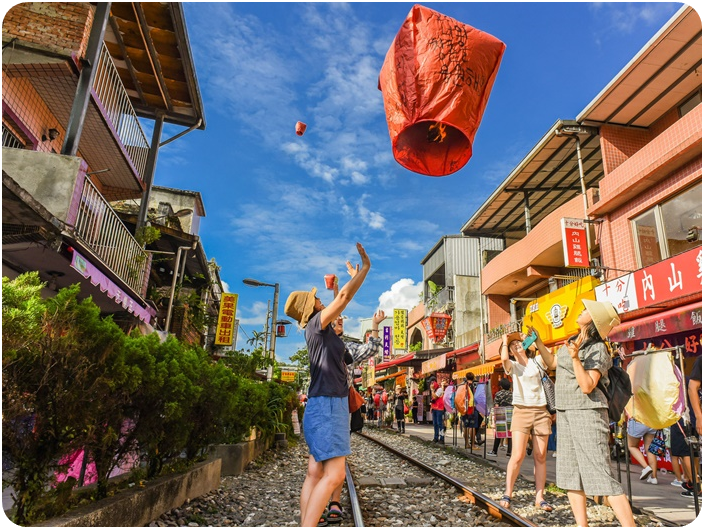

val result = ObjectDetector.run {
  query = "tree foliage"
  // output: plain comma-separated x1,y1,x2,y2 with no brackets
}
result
2,273,298,525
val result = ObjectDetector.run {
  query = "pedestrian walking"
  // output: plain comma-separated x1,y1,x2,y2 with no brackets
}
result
284,242,371,528
489,378,513,456
625,417,659,484
394,385,408,433
533,299,636,527
498,332,553,512
411,392,419,424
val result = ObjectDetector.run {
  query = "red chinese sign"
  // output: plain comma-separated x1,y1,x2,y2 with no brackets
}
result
561,218,589,268
633,247,701,308
421,313,452,343
215,293,238,346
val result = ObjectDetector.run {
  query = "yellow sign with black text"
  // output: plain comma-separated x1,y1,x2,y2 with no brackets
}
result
215,293,238,346
281,371,296,383
393,309,407,351
522,276,599,346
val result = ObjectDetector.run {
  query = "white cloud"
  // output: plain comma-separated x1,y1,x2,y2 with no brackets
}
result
377,278,423,314
589,3,680,36
357,194,386,231
221,280,230,294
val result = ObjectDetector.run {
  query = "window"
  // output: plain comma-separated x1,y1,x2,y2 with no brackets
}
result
678,91,701,118
632,183,702,267
2,123,25,149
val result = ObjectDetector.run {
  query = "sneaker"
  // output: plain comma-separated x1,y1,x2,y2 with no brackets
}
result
552,452,557,458
681,489,703,499
488,451,498,456
646,476,658,485
672,479,683,487
639,467,653,480
506,452,512,457
681,480,694,491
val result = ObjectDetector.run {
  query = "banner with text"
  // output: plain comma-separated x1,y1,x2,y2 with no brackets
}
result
561,217,589,268
383,326,391,361
393,309,408,352
215,293,238,346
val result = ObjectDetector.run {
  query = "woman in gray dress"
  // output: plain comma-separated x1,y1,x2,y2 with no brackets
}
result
533,299,635,527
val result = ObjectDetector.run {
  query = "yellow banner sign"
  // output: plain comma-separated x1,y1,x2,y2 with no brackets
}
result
522,276,599,346
215,293,238,346
393,309,407,350
281,370,296,382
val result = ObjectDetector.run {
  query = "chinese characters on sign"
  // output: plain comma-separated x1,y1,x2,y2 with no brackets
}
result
561,217,589,268
595,274,639,314
383,326,391,362
421,313,452,343
281,371,296,382
393,309,408,352
215,293,238,346
421,353,447,374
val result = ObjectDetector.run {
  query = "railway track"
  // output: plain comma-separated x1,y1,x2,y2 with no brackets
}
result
347,431,535,527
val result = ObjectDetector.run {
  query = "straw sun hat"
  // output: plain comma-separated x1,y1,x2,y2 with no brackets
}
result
284,287,317,328
582,299,620,339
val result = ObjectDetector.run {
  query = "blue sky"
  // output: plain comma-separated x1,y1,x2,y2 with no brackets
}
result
149,2,682,362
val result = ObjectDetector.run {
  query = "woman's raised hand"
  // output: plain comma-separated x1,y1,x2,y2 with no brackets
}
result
372,309,386,325
357,242,371,269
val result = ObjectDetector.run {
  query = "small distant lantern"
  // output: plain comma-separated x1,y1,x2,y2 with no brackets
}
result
378,5,506,176
276,319,292,338
295,121,307,136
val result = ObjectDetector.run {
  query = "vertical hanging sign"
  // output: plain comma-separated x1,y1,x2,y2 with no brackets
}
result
561,218,589,268
383,326,391,362
215,293,238,346
393,309,408,353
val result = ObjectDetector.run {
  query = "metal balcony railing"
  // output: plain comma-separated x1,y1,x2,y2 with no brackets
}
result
93,43,149,181
486,320,523,343
425,286,454,315
556,268,593,289
74,178,149,295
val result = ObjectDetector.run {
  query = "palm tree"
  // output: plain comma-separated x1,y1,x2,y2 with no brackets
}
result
247,330,267,349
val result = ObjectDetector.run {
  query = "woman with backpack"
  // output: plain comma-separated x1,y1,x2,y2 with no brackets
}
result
533,299,635,527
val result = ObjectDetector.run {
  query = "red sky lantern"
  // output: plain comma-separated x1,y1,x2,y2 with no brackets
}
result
295,121,307,136
378,4,506,177
421,313,452,343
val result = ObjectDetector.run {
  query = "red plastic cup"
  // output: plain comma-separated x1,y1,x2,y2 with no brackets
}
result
324,274,337,290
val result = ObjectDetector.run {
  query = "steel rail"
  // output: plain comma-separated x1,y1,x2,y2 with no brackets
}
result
345,462,365,527
355,431,536,527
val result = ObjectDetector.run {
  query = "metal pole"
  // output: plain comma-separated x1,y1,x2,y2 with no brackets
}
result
136,112,165,231
573,136,592,261
165,246,190,332
267,283,280,382
62,3,111,156
523,191,531,233
675,346,700,516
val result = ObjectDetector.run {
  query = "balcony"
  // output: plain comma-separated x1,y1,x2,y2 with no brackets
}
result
3,43,149,201
2,148,149,297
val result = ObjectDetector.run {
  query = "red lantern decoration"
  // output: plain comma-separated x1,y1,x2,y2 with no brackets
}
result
421,313,453,343
378,5,506,176
295,121,307,136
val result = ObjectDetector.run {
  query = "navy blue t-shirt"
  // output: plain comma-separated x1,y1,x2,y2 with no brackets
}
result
306,311,348,398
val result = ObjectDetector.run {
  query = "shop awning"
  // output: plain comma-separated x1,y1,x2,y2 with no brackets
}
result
374,370,406,382
446,342,479,359
452,359,503,380
609,301,702,343
375,353,415,371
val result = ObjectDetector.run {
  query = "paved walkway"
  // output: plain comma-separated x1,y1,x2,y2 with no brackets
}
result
385,422,699,526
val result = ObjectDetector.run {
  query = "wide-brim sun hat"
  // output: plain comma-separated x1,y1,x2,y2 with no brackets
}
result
284,287,317,328
582,298,621,339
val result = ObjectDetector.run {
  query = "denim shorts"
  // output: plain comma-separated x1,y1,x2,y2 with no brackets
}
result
627,418,657,438
303,396,351,462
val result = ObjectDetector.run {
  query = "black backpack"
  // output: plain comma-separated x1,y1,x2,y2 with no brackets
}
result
597,365,632,423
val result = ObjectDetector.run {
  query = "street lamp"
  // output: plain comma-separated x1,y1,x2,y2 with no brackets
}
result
242,278,280,381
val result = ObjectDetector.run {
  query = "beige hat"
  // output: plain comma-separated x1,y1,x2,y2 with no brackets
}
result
284,287,317,328
582,299,620,339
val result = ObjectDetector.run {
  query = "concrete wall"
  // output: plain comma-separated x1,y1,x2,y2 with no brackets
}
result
453,275,482,349
38,459,221,527
2,147,83,224
208,436,271,477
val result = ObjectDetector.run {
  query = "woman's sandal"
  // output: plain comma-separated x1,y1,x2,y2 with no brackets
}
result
536,500,554,512
317,514,328,527
326,501,343,524
499,495,511,508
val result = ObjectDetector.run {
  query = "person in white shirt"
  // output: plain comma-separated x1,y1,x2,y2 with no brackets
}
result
498,332,553,512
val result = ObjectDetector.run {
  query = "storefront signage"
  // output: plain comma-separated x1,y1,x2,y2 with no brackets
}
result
383,326,391,361
421,313,452,343
421,353,446,374
368,356,375,386
522,276,599,345
215,293,238,346
280,370,296,382
596,247,701,313
561,217,589,268
393,309,408,351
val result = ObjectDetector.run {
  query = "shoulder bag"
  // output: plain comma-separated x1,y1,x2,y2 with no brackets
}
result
349,386,365,413
534,358,556,414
